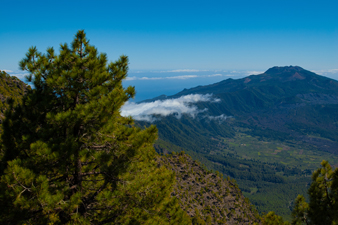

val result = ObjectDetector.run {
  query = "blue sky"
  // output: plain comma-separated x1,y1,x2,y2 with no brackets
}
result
1,0,338,101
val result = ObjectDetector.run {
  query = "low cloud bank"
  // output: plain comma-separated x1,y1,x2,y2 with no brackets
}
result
311,69,338,75
126,74,222,81
1,69,13,73
160,69,202,73
245,71,264,75
0,70,28,80
121,94,220,122
125,70,269,81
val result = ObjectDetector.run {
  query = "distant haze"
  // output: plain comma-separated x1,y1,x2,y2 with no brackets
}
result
123,68,338,102
3,68,338,102
124,70,253,101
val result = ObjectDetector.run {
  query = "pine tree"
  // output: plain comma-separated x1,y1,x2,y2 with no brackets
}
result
261,211,290,225
292,160,338,225
0,30,191,224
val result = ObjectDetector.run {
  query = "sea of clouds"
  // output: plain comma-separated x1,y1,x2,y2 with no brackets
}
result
121,94,223,122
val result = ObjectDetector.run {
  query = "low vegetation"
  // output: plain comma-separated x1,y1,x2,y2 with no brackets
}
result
158,152,260,224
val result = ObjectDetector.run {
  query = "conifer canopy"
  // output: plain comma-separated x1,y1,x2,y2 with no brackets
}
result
0,30,190,224
292,160,338,225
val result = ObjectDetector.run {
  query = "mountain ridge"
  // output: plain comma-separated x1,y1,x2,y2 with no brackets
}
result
138,66,338,218
173,66,338,97
144,66,338,154
143,66,338,105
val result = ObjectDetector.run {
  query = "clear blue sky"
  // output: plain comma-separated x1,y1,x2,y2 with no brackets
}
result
1,0,337,73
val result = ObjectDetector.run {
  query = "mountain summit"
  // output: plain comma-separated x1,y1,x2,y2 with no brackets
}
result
264,65,305,75
250,66,329,83
168,66,338,97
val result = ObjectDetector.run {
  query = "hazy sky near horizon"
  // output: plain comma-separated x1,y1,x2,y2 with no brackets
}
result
1,0,338,101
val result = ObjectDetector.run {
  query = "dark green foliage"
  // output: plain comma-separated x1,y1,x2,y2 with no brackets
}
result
205,154,286,183
292,160,338,225
261,211,290,225
291,195,308,225
0,31,191,224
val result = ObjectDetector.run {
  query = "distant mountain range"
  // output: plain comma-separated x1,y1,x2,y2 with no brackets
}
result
144,66,338,155
137,66,338,218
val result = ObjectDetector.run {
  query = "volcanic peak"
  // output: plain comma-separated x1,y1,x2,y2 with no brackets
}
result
264,66,305,75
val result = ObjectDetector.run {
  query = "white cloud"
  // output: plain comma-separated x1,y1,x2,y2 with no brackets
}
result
328,69,338,73
206,74,222,77
311,69,338,75
246,71,264,75
126,76,163,81
159,69,203,73
125,76,138,81
129,69,205,73
1,69,13,73
125,74,224,81
126,70,270,81
10,73,29,80
167,75,198,79
121,94,220,122
0,70,28,81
